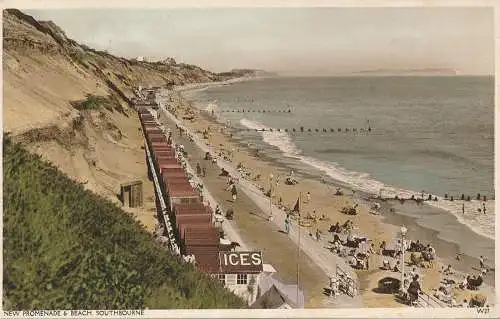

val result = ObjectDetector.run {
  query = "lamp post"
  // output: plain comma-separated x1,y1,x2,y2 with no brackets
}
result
400,225,408,294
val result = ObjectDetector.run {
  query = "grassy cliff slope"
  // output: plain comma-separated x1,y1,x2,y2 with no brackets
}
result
3,136,244,309
3,9,247,310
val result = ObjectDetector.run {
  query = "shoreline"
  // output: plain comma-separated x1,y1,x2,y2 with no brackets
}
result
235,132,495,267
187,81,494,242
175,76,263,93
163,84,495,307
230,118,495,242
202,109,495,258
223,124,496,286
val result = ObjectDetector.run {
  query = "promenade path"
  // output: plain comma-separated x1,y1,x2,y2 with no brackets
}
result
157,97,363,308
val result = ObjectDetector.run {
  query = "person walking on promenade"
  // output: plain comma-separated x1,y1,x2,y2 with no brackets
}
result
285,214,290,234
230,184,238,202
196,162,202,176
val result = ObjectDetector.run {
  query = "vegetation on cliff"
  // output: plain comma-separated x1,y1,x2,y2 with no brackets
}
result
70,94,125,114
3,136,245,309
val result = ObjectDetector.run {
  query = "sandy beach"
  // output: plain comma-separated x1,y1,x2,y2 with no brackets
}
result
148,81,495,308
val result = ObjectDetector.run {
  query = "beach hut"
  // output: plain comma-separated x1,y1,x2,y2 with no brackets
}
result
165,182,200,211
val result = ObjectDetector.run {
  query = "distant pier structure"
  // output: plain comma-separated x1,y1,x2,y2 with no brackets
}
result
120,180,144,208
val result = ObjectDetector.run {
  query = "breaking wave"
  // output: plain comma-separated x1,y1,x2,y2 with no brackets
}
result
239,118,495,240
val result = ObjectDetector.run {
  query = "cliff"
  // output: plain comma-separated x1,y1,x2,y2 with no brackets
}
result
3,8,227,198
3,8,246,310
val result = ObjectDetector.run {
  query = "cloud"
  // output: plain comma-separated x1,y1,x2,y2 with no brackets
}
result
26,7,494,75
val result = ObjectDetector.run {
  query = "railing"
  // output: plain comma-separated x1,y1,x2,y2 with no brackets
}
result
335,264,359,298
143,110,180,255
417,290,448,308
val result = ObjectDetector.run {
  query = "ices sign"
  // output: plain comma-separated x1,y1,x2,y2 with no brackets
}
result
219,251,263,272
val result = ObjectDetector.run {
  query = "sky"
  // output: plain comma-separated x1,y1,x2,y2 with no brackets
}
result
26,7,494,76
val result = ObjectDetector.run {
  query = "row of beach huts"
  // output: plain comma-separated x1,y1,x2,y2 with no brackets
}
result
136,104,300,306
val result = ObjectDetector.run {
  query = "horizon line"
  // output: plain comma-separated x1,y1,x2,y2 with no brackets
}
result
257,73,495,77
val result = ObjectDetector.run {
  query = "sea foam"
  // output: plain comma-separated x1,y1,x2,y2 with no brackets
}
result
239,118,495,240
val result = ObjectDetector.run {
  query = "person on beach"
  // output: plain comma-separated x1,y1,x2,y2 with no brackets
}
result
268,213,274,222
382,259,390,270
407,275,422,305
344,220,354,232
284,214,290,234
393,260,401,272
443,264,454,276
379,241,387,255
329,277,339,297
459,275,469,290
365,256,370,270
396,240,403,258
308,210,318,222
462,299,468,308
482,202,486,214
202,166,206,177
316,229,321,241
329,222,339,233
427,244,436,256
462,203,465,214
367,243,375,255
479,256,486,271
333,240,342,255
305,191,311,203
451,298,458,307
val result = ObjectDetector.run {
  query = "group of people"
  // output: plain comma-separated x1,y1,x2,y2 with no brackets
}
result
386,234,488,307
326,220,375,270
430,264,486,307
462,274,484,290
329,220,354,234
328,273,355,297
236,162,253,180
461,202,487,215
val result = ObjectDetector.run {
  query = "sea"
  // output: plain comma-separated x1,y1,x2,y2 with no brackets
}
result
185,76,495,241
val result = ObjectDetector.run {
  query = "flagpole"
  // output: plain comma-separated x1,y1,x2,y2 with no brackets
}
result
269,176,273,221
296,192,301,307
269,194,272,220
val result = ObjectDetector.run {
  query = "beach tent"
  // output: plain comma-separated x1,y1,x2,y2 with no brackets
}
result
250,285,292,309
255,273,305,308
